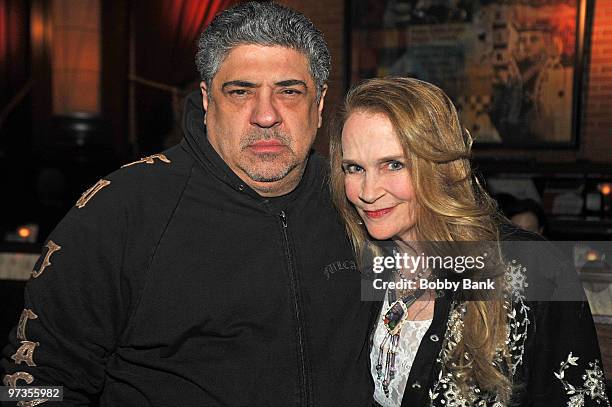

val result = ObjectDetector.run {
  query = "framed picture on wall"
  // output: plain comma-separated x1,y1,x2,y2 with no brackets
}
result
348,0,591,148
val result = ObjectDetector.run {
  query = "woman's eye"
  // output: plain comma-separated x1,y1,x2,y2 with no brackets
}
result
342,164,363,174
387,161,404,171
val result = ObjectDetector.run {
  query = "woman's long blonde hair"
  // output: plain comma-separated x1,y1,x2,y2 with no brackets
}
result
329,77,512,401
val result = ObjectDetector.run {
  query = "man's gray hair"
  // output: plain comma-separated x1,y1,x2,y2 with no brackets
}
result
195,1,330,99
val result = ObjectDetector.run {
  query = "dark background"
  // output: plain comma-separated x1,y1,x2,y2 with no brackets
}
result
1,0,611,392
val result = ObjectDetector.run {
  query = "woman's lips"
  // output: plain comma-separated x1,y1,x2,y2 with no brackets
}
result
363,207,395,219
248,140,286,154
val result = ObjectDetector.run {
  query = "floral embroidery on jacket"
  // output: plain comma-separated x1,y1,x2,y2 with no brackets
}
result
428,260,527,406
554,353,610,407
427,256,610,406
504,260,530,374
429,298,512,406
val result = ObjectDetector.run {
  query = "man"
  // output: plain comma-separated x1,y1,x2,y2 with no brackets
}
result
507,198,546,236
1,3,374,405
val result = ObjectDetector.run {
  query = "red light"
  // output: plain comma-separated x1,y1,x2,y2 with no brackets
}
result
599,183,612,196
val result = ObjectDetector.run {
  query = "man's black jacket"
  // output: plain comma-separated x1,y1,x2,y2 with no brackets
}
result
1,92,374,406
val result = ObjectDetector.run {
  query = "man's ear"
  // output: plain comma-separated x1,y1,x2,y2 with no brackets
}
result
200,81,209,112
317,84,328,129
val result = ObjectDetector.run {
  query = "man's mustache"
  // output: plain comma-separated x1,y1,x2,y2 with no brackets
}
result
240,130,291,149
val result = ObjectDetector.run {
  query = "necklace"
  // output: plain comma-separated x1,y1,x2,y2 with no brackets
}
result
375,287,427,397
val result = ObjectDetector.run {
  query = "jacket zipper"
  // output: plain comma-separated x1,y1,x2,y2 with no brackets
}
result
279,210,310,406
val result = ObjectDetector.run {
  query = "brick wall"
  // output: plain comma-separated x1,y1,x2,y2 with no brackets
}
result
583,0,612,162
283,0,612,162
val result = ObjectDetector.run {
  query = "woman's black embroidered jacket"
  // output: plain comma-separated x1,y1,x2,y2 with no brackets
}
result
370,227,610,406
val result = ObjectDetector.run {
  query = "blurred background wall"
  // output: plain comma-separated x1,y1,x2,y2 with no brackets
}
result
1,0,611,385
2,0,612,242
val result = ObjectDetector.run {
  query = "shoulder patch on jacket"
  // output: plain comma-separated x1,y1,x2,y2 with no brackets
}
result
121,153,171,168
76,179,111,209
31,240,61,279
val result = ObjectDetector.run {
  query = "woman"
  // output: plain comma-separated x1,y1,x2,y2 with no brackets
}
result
329,77,609,406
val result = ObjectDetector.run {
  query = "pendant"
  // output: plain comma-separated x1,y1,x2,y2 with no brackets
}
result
383,300,408,335
377,331,401,397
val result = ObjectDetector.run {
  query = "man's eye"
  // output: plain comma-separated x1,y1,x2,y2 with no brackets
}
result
342,164,363,174
387,161,404,171
229,89,249,96
281,89,302,95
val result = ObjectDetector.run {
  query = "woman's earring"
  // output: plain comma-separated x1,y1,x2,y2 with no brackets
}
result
356,219,363,225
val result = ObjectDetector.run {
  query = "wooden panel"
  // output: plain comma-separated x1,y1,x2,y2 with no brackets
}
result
595,323,612,381
50,0,101,114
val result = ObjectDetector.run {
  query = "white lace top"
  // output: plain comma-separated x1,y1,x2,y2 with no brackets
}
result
370,295,433,407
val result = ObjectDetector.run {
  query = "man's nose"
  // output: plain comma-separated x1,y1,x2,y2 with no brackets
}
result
250,91,281,128
359,173,384,204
